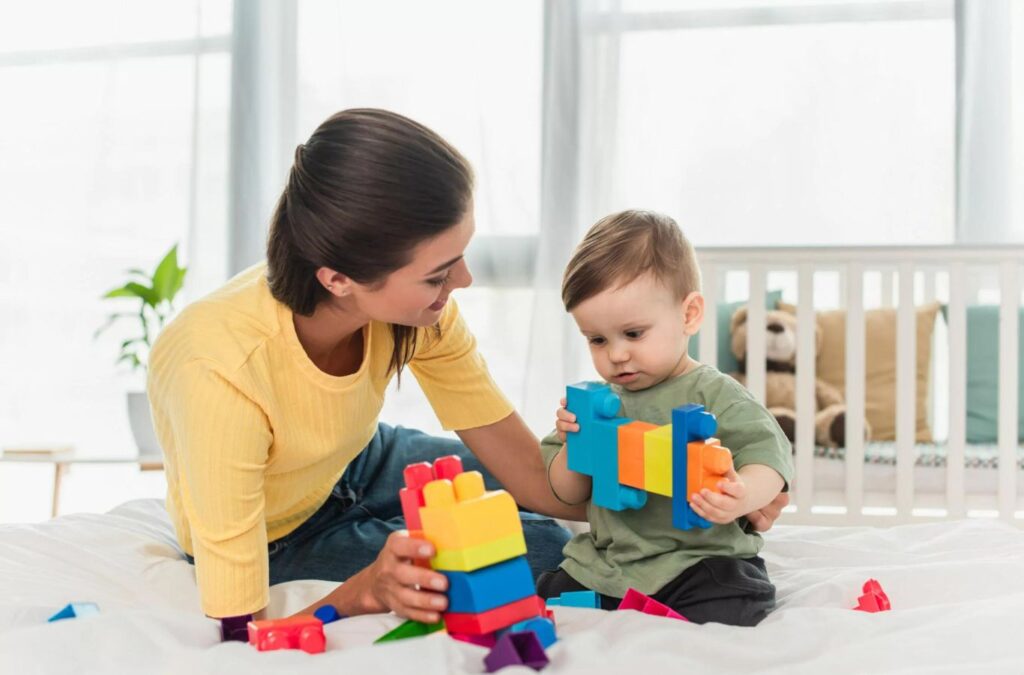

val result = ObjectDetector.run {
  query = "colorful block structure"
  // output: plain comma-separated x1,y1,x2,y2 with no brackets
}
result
396,455,554,669
565,382,733,530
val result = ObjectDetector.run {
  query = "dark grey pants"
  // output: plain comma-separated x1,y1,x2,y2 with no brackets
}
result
536,556,776,626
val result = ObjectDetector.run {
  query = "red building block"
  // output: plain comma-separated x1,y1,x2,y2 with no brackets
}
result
400,456,465,530
853,579,891,613
617,588,688,621
443,594,546,635
247,615,326,654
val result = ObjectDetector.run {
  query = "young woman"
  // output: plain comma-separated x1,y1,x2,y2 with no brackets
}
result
147,109,787,636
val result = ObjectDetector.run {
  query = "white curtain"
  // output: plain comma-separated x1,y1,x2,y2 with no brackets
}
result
956,0,1024,244
519,0,1024,434
0,1,230,457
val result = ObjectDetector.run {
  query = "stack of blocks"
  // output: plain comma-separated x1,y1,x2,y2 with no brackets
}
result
400,456,554,651
566,382,733,530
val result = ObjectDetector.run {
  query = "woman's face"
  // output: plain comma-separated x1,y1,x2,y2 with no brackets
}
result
347,208,476,327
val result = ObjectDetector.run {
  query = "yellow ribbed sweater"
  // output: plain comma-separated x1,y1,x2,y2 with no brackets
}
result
147,264,512,617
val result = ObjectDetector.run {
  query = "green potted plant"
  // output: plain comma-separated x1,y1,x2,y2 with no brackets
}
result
96,244,187,460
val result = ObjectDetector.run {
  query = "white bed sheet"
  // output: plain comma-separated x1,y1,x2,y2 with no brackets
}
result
1,499,1022,675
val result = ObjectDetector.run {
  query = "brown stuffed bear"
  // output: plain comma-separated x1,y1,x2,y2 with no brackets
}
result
728,306,868,448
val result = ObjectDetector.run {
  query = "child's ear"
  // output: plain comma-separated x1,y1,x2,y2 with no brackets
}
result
681,291,705,336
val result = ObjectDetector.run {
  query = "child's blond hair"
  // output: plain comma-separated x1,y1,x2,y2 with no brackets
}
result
561,209,701,311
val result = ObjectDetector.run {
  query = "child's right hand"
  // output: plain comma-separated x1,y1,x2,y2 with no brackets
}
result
555,397,579,442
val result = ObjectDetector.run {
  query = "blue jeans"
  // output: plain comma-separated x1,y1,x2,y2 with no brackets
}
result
264,423,571,584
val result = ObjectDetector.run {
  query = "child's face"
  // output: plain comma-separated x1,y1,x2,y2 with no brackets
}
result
570,273,703,391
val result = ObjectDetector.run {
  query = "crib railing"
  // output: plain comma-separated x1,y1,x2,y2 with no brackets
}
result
696,246,1024,526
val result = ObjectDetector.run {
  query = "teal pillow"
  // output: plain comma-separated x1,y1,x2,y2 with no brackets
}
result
689,290,784,374
941,305,1024,443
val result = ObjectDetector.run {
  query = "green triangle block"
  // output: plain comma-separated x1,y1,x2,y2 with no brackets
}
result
374,618,444,644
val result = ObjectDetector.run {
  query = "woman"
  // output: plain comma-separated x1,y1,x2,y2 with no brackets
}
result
148,109,786,637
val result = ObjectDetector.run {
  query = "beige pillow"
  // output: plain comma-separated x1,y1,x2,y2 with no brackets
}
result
778,301,940,442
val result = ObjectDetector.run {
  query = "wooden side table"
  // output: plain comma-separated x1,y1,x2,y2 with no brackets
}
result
0,451,164,517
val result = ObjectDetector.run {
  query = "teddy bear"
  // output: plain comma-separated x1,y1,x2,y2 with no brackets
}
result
728,305,868,448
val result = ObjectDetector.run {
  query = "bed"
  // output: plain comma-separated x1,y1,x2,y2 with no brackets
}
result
3,245,1022,672
1,497,1022,674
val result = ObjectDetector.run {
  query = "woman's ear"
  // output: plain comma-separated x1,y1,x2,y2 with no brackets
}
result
682,291,705,336
315,267,355,298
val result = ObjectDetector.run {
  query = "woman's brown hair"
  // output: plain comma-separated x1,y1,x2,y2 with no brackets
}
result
267,109,474,378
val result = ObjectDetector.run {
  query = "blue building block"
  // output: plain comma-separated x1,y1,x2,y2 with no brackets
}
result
566,383,647,511
442,556,535,614
506,617,557,648
48,602,100,622
314,604,344,624
545,590,601,609
671,404,718,530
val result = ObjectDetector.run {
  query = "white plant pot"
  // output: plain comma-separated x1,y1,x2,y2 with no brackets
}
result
126,391,162,461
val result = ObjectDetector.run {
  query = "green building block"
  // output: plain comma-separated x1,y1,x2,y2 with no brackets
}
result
373,618,445,644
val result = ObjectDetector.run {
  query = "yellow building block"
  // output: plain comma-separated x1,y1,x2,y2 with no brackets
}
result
643,424,673,497
419,472,524,552
431,531,527,572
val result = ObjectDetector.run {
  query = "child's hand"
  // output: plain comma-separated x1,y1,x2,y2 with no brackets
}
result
554,397,579,443
689,468,748,525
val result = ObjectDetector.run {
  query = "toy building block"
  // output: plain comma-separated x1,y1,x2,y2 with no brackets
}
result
671,404,719,530
400,455,465,530
420,471,526,570
853,579,891,613
374,618,445,644
545,590,601,609
618,421,656,490
432,533,527,572
484,631,549,673
565,382,647,511
450,631,499,648
247,615,326,654
643,425,674,497
444,556,535,614
444,594,546,635
506,617,557,648
313,604,344,625
617,588,688,621
687,437,733,496
48,602,99,622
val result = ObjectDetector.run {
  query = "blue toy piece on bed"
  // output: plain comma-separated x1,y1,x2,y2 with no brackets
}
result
671,403,718,530
48,602,100,622
545,590,601,609
565,383,647,511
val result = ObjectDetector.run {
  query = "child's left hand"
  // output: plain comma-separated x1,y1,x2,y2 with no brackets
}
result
689,468,748,525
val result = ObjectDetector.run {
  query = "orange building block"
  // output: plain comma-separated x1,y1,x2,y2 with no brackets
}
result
419,471,524,557
686,437,733,498
618,421,657,490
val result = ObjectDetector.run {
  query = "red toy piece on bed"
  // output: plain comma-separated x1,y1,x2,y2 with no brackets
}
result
853,578,891,613
247,615,326,654
617,588,688,621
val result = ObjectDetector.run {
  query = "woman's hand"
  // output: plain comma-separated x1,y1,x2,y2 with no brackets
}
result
555,397,579,443
359,531,449,624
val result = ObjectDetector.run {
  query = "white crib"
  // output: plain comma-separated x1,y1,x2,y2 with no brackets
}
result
697,246,1024,526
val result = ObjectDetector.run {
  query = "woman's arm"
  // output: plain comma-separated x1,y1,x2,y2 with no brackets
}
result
293,531,451,623
456,412,588,521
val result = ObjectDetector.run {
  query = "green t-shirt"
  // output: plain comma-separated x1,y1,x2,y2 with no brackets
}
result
540,364,794,597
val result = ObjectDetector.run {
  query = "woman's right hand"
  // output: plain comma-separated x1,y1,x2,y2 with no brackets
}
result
360,531,449,624
555,397,579,443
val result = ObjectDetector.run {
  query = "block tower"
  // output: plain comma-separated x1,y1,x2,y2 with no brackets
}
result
565,382,732,530
400,456,550,640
